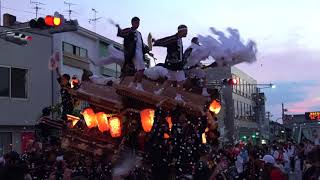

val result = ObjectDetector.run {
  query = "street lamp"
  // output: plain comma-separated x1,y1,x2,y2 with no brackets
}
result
258,83,276,89
275,118,282,123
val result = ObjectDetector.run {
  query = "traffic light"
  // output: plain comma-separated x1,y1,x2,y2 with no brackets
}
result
48,20,78,34
29,12,78,34
222,78,238,86
3,32,32,45
29,16,62,29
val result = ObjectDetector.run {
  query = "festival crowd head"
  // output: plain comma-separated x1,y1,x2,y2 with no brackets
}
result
131,16,140,29
191,37,199,45
61,74,71,86
177,24,188,38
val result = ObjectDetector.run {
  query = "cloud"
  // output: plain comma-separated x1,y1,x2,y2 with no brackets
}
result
265,81,320,119
286,82,320,114
238,47,320,83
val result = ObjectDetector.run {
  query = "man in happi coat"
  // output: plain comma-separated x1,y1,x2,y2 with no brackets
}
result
183,37,210,96
117,16,150,91
153,25,188,101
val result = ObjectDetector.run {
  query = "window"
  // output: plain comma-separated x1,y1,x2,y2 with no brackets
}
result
75,47,80,56
0,67,10,97
234,100,237,116
232,74,237,93
240,79,244,95
102,64,121,78
63,42,88,58
237,101,239,116
11,68,28,98
63,42,73,54
0,66,28,99
242,81,245,96
80,48,88,58
0,132,12,155
245,104,249,115
245,81,248,97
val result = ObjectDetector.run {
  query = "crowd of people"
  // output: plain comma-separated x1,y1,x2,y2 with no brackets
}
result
0,128,319,180
1,15,317,180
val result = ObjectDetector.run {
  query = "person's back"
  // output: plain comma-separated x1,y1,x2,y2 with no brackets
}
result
303,166,320,180
0,161,28,180
270,166,286,180
302,146,320,180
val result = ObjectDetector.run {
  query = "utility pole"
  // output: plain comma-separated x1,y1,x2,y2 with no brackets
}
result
282,103,284,122
30,1,45,18
89,8,101,33
0,0,2,26
282,103,288,123
64,1,76,20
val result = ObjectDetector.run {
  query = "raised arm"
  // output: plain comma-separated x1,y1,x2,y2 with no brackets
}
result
56,66,61,78
117,26,131,38
153,35,177,47
143,43,150,54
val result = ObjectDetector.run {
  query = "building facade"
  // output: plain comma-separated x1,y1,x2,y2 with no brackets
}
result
283,113,320,143
206,66,266,143
0,24,53,154
0,14,122,154
269,121,287,142
52,26,122,106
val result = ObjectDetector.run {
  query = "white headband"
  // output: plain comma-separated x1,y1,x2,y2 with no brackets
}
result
56,155,64,161
178,27,188,31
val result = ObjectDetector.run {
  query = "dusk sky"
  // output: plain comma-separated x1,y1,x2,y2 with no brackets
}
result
1,0,319,121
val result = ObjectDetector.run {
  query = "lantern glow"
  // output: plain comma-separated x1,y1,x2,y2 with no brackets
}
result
71,79,79,88
164,133,170,139
67,114,80,127
109,117,121,137
166,116,173,131
202,133,207,144
96,112,109,132
140,109,155,133
82,108,97,128
209,100,221,114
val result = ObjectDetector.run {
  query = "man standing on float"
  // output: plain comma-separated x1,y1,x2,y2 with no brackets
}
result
184,37,210,96
153,25,188,102
116,17,149,91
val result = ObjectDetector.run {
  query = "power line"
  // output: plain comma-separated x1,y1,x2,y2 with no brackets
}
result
0,0,2,26
89,8,101,33
2,6,43,15
64,1,76,20
30,1,45,18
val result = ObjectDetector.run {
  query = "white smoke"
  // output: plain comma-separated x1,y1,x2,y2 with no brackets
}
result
112,150,142,179
95,44,124,67
144,66,168,80
198,27,258,67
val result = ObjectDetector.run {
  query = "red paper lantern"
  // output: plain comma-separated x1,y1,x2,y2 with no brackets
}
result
96,112,109,132
67,114,80,128
209,100,221,114
109,117,121,137
140,109,155,133
166,116,173,131
82,108,97,128
164,133,170,139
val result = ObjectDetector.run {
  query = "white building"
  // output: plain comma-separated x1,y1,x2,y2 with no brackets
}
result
0,13,122,154
0,14,53,154
206,66,265,143
52,26,122,105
